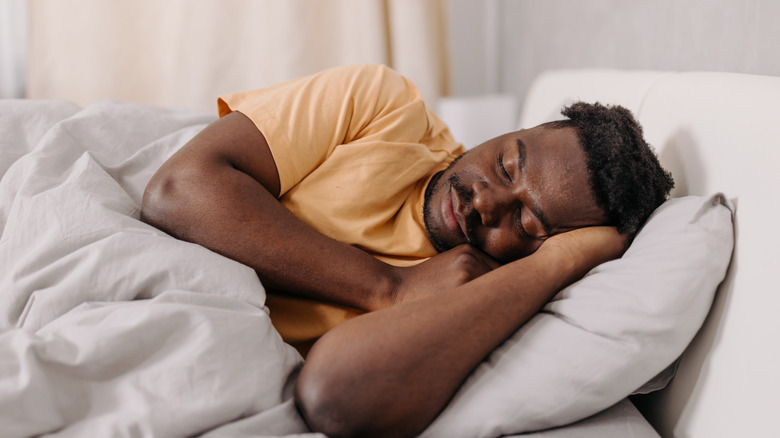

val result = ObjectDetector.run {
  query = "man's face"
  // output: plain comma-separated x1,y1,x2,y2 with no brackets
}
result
423,125,608,263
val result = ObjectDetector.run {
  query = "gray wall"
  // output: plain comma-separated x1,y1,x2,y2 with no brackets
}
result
448,0,780,112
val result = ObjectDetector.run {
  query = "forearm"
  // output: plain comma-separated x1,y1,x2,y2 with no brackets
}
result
295,227,626,438
295,247,573,438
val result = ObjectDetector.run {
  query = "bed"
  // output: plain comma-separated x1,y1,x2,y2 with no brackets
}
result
2,67,759,437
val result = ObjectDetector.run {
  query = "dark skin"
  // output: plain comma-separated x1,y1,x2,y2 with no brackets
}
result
141,111,627,437
423,125,609,262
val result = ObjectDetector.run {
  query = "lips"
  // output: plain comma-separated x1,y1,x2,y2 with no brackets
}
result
440,186,462,237
443,184,473,245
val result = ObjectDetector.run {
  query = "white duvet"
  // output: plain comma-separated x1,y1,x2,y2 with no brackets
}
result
0,99,322,437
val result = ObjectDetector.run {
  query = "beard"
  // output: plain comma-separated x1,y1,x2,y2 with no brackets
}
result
422,153,478,253
423,170,450,253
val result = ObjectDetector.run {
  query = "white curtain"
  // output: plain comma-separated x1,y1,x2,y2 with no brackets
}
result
27,0,449,111
0,0,27,98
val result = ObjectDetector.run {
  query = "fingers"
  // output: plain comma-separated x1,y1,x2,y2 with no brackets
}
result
447,247,496,284
453,244,502,271
391,245,501,305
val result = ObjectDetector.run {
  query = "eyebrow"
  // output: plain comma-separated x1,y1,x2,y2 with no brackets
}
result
516,138,552,235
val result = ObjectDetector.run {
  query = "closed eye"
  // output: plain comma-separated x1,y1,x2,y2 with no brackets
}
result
497,152,511,181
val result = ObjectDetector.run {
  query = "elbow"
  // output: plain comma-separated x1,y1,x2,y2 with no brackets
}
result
294,341,379,438
140,169,180,234
294,360,357,438
294,340,423,438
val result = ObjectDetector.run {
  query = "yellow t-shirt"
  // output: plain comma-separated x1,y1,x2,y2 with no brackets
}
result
217,64,465,353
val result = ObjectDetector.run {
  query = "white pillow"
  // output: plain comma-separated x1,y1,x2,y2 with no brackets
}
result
512,398,660,438
421,194,734,437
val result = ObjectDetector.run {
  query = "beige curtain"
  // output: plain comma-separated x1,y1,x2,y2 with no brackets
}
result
27,0,449,111
0,0,27,98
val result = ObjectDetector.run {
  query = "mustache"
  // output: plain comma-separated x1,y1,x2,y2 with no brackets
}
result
448,174,480,244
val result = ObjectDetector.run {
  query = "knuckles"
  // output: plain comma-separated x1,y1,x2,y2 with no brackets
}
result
399,244,496,299
448,246,489,283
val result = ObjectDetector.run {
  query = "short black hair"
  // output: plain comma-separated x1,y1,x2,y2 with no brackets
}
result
546,101,674,234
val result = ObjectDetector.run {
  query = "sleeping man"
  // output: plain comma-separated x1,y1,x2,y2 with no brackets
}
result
140,64,674,437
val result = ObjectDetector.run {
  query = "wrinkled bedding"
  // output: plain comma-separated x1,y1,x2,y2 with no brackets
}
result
0,98,681,438
0,99,323,437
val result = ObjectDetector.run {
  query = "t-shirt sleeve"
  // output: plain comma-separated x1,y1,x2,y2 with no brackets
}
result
217,64,433,196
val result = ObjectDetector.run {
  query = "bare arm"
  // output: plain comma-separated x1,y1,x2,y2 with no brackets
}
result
141,112,491,311
295,226,628,438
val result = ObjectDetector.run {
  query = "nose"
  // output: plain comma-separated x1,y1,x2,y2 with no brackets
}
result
471,181,513,226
